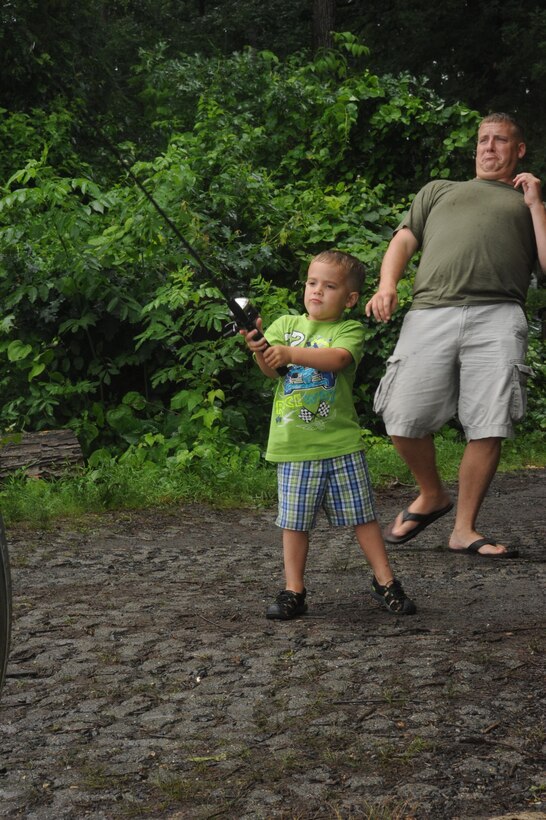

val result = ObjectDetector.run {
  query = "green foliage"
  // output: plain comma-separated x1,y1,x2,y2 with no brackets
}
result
1,35,542,469
3,0,546,176
0,447,278,526
524,309,546,434
140,34,479,195
0,39,486,459
350,1,546,178
1,430,543,527
0,0,541,505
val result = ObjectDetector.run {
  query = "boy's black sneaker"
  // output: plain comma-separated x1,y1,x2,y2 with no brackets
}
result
370,577,416,615
266,588,307,620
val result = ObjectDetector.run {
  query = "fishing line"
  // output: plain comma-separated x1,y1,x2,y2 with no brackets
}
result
81,114,288,375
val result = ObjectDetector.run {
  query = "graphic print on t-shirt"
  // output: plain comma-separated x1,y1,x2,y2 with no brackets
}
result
274,333,336,430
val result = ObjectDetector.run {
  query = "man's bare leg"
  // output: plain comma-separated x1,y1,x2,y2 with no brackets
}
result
387,434,452,540
448,437,510,555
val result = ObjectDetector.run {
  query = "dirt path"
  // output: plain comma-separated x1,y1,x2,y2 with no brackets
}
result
0,469,544,819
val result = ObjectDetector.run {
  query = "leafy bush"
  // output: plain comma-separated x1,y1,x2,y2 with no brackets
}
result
0,35,502,462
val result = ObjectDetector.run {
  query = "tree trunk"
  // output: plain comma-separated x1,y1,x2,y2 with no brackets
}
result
312,0,336,52
0,430,84,478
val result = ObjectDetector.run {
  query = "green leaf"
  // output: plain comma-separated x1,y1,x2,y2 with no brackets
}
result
7,340,33,362
28,362,46,381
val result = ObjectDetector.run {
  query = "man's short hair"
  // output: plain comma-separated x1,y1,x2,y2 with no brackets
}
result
312,250,366,293
480,112,525,142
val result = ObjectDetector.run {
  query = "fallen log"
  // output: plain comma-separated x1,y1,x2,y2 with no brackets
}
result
0,430,84,478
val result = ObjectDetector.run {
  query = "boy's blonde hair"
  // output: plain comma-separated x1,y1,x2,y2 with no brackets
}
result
312,250,366,293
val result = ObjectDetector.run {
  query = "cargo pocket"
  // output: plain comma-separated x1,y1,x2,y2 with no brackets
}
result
509,363,533,422
373,355,403,415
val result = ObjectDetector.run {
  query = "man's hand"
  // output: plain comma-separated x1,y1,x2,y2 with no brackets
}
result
514,172,543,209
365,286,399,322
365,227,418,322
514,172,546,274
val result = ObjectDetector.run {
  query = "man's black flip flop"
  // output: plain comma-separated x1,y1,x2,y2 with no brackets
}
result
383,502,454,545
448,537,519,559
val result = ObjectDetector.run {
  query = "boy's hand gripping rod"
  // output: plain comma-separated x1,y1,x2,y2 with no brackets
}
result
101,135,289,376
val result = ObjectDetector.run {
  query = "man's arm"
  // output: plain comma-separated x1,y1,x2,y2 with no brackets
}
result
365,227,419,322
514,172,546,274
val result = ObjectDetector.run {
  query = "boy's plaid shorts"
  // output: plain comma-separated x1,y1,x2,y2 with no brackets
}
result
275,450,377,531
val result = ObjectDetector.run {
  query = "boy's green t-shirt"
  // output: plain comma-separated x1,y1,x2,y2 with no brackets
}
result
398,178,537,309
263,313,365,463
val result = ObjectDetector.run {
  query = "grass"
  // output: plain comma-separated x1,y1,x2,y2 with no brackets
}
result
0,430,543,527
365,428,546,486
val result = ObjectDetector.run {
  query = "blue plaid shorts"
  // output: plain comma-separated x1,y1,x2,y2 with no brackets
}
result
276,451,377,531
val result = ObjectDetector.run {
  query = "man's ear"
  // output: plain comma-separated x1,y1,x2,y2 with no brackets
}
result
518,142,526,160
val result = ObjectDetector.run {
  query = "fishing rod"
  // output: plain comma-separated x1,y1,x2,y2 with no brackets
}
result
94,126,289,376
45,56,289,375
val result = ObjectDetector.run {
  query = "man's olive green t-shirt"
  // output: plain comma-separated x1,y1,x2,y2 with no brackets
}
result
263,314,365,463
396,178,538,309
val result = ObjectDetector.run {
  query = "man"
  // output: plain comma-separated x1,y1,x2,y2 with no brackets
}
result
365,113,546,558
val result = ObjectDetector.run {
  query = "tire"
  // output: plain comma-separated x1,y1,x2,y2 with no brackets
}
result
0,515,11,693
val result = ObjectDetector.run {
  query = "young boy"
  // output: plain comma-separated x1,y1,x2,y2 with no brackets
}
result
242,250,416,620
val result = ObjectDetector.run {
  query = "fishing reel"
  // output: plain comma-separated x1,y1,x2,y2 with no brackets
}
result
224,297,288,376
223,297,261,337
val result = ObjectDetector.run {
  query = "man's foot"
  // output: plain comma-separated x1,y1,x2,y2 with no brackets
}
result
370,577,416,615
266,589,307,620
383,500,453,545
448,536,519,558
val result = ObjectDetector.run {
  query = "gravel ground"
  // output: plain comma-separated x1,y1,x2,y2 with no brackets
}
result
0,468,544,819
